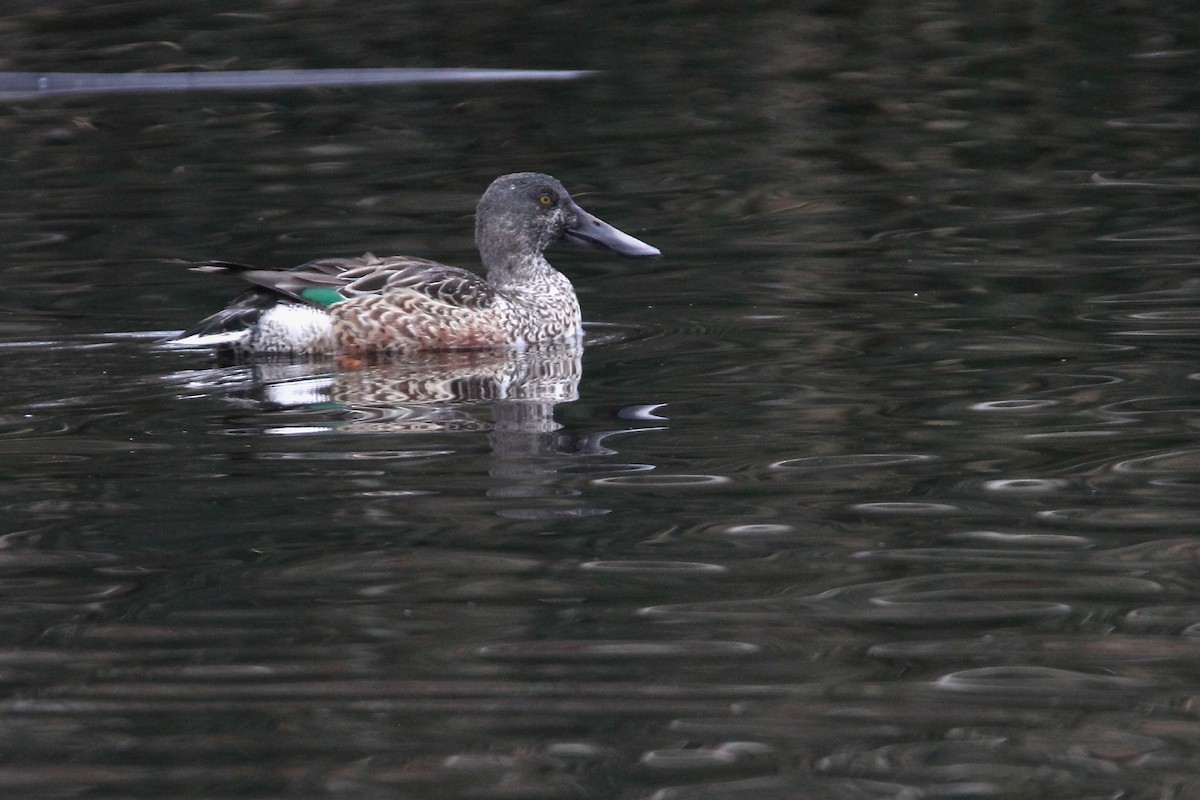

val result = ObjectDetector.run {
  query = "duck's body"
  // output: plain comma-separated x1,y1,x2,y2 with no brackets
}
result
175,252,581,356
170,173,659,357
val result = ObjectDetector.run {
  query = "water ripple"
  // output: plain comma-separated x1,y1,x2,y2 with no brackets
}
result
969,399,1059,412
1099,227,1200,242
981,478,1071,493
580,560,727,575
946,530,1091,548
639,741,774,773
1038,507,1200,529
618,403,669,421
934,666,1147,697
495,506,610,520
255,549,546,586
1103,113,1200,130
770,454,934,471
1091,537,1200,566
1113,447,1200,475
871,634,1200,665
817,737,1122,796
955,336,1130,356
253,448,455,461
1122,605,1200,634
850,502,961,515
0,577,138,605
640,573,1135,626
715,523,797,537
853,548,1096,569
647,775,913,800
477,640,759,661
592,473,732,488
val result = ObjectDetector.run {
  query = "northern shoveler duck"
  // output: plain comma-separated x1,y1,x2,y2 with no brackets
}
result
169,172,660,357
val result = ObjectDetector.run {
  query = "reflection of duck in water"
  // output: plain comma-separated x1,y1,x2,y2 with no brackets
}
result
170,173,659,358
244,339,582,407
191,338,583,434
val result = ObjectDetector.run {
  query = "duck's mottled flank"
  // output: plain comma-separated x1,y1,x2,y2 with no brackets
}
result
170,172,659,356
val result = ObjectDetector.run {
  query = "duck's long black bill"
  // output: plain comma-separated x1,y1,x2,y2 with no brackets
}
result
564,202,661,258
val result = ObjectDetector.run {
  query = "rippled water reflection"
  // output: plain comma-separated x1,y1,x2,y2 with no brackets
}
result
3,1,1200,798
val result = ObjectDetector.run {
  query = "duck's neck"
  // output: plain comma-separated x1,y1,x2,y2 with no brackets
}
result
488,253,571,295
477,225,561,288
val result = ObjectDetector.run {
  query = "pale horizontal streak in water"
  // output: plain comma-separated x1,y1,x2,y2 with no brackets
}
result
0,68,596,98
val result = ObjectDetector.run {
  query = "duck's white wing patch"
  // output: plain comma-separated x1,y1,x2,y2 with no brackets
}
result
253,304,337,353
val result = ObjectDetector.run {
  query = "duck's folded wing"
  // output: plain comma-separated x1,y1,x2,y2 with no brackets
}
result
221,255,493,311
335,257,498,311
174,254,498,343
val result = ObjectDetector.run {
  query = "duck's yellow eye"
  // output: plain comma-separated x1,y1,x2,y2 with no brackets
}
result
539,194,553,206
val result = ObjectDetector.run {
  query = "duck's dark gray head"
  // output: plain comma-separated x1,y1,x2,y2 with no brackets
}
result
475,172,659,275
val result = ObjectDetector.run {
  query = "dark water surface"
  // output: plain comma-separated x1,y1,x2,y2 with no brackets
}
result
4,2,1200,797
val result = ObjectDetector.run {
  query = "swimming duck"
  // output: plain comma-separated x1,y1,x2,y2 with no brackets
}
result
170,172,660,356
